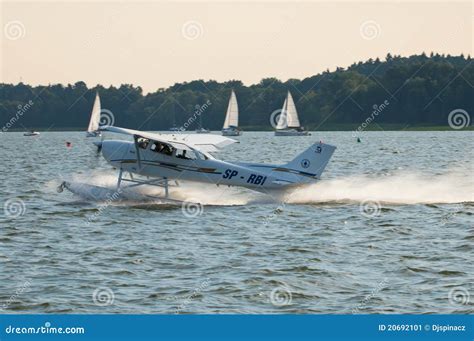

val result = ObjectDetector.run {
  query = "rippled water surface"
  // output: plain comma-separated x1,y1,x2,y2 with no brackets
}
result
0,131,473,314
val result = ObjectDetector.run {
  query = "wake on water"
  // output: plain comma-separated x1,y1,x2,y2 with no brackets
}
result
288,169,473,205
53,168,473,206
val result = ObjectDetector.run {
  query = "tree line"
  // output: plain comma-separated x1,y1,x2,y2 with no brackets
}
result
0,53,472,131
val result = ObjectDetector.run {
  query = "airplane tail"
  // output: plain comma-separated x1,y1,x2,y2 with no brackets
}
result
284,142,336,178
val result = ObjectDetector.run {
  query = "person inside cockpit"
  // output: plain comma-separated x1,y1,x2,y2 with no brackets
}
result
137,138,150,149
176,149,190,160
151,141,173,156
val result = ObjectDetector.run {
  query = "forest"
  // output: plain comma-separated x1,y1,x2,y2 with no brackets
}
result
0,53,472,131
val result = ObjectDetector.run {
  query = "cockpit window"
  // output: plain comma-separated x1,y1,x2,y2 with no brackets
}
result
196,151,209,160
175,149,196,160
150,141,174,156
175,149,209,160
137,138,150,149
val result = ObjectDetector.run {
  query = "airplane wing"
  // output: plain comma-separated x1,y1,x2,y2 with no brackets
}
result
99,126,237,153
160,133,236,152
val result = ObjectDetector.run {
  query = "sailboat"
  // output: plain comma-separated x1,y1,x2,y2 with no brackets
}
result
86,92,102,137
222,90,242,136
195,112,210,133
275,91,310,136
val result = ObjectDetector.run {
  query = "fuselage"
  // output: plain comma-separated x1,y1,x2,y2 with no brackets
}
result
101,140,318,191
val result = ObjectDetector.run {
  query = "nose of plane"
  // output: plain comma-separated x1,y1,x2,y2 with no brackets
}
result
101,140,131,162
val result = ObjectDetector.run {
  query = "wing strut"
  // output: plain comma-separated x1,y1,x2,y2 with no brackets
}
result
133,135,142,170
117,168,123,189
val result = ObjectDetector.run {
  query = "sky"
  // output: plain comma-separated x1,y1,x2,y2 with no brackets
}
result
1,0,472,93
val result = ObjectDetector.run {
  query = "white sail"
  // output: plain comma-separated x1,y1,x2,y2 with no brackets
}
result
87,92,101,133
285,91,300,128
223,90,239,129
276,98,288,129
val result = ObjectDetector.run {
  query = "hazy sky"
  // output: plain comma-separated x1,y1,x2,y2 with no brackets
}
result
1,0,472,92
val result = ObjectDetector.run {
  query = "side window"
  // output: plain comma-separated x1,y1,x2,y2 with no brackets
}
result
195,151,209,160
150,142,162,152
161,144,173,156
175,149,197,160
137,138,150,149
150,141,174,156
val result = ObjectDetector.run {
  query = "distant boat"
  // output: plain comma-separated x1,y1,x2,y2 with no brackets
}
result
196,112,210,133
86,92,102,137
222,90,242,136
275,91,310,136
24,130,40,136
169,126,181,132
195,127,210,134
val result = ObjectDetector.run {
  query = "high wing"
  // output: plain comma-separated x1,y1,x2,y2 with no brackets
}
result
99,126,237,153
161,133,236,152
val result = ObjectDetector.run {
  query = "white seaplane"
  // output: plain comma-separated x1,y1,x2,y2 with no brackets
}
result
58,126,336,203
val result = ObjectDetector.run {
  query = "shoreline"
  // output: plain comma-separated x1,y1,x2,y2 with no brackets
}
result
3,125,473,132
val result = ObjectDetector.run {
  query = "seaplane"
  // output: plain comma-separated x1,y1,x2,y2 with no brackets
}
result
58,126,336,203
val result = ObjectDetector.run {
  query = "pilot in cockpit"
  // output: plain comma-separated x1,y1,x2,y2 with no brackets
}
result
176,149,190,160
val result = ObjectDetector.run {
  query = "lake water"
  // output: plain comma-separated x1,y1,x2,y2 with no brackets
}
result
0,131,473,314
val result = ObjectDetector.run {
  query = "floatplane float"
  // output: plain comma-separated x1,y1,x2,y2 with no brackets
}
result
58,126,336,204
